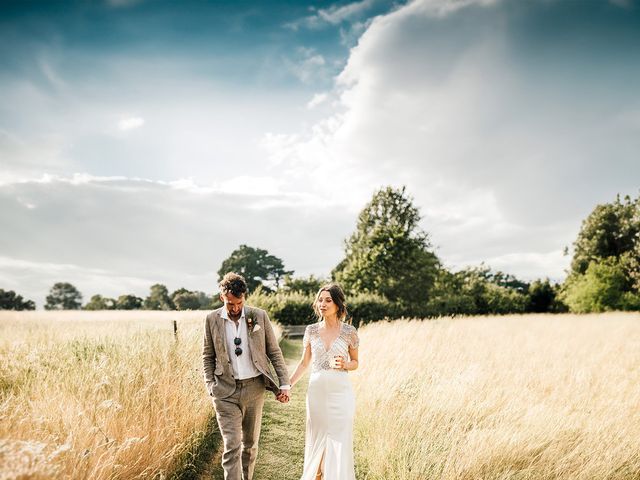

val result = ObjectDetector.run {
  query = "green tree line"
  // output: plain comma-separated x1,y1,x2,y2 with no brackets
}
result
2,187,638,318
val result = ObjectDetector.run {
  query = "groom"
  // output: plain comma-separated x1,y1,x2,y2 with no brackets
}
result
202,272,291,480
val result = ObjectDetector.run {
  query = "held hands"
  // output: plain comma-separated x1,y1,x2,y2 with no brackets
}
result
276,388,291,403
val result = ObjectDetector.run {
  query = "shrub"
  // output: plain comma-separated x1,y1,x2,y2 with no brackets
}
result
526,279,567,313
247,289,315,326
346,292,395,327
247,289,395,326
562,258,639,313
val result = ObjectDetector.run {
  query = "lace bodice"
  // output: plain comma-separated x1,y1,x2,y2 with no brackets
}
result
303,321,359,373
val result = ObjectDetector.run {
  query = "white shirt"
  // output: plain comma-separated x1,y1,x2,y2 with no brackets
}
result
221,306,261,380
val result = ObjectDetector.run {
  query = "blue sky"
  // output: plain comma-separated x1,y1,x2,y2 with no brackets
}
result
1,0,639,306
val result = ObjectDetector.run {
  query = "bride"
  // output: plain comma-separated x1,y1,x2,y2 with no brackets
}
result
289,283,360,480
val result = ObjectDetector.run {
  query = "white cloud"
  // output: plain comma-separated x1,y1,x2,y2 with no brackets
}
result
214,175,282,196
407,0,500,18
0,256,152,307
286,0,377,30
286,49,330,84
1,51,322,188
316,0,376,25
3,0,639,303
307,92,329,109
118,116,145,131
0,175,354,305
339,20,371,46
263,0,640,280
16,197,36,209
0,128,69,184
38,58,67,91
478,250,569,282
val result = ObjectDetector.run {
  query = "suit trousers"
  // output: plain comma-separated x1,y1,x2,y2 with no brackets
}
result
213,376,266,480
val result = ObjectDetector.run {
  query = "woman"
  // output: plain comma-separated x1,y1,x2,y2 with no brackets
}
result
289,283,360,480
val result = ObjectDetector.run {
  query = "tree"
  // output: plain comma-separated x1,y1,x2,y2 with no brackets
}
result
426,267,528,316
45,282,83,310
170,288,214,310
626,241,640,291
426,269,478,316
570,194,639,276
84,294,116,310
526,279,567,313
143,284,174,310
282,275,326,295
171,287,190,297
333,186,440,307
484,269,529,294
115,294,143,310
173,292,202,310
192,291,216,309
564,193,640,311
218,245,293,293
562,258,640,313
0,289,36,310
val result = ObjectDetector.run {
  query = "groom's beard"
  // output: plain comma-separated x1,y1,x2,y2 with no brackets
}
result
227,310,242,322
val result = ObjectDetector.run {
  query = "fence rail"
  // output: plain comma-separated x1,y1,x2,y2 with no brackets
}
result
282,324,306,339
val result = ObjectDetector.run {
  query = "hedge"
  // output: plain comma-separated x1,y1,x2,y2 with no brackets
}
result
247,290,396,327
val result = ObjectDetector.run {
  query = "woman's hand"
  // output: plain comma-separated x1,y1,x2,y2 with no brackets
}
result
331,355,346,370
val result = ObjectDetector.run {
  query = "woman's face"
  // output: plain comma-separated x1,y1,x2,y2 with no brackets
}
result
317,290,338,318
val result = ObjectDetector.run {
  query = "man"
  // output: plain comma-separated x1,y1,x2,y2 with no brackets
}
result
202,272,291,480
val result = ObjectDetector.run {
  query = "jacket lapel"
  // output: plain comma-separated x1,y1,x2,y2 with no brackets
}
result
214,309,229,359
245,306,257,351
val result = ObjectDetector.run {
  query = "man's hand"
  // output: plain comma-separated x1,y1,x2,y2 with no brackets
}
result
276,388,291,403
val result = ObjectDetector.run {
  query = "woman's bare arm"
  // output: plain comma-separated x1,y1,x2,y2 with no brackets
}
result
289,343,312,387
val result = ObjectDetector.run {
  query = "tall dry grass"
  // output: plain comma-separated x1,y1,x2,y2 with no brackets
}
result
0,310,218,479
352,313,640,479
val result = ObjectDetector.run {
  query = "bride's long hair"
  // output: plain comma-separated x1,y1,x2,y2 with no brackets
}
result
313,283,349,323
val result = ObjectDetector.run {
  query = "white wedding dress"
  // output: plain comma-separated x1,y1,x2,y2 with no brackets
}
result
301,321,359,480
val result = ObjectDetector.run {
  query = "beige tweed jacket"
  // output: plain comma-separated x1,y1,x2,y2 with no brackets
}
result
202,305,290,399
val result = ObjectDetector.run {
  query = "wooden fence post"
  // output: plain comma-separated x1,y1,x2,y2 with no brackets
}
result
173,320,178,339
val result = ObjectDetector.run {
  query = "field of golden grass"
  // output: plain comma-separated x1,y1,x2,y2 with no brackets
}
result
352,312,640,479
0,310,239,479
3,310,638,479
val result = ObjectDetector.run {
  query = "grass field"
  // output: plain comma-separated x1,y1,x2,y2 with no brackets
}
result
0,310,228,480
2,311,639,479
352,312,640,479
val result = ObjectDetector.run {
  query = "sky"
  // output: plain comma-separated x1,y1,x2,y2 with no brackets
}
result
1,0,639,307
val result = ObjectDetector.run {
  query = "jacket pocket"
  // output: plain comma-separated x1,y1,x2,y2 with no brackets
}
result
206,380,216,397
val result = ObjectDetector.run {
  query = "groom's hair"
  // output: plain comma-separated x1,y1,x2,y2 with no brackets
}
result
313,283,348,322
219,272,248,298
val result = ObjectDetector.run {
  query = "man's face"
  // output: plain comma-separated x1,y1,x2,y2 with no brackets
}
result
220,292,245,320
